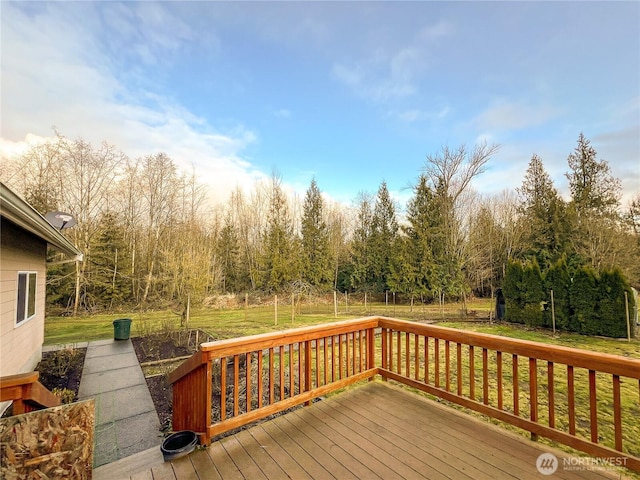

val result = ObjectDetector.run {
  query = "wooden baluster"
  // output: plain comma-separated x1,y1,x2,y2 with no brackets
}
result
469,346,475,400
529,357,538,441
359,330,364,373
289,344,294,398
396,330,401,375
257,350,264,408
445,340,451,392
424,337,429,384
513,354,519,416
269,347,274,405
323,336,328,385
405,333,411,378
414,334,420,381
482,348,489,405
298,342,304,394
233,355,240,417
589,370,598,443
568,365,575,435
338,335,344,380
331,336,336,383
305,340,312,405
220,358,227,422
497,351,503,410
353,332,357,375
547,362,554,428
389,330,394,372
613,375,622,452
344,332,351,378
457,343,462,396
246,352,252,413
279,345,285,402
367,328,375,373
434,338,440,388
315,339,320,388
381,328,388,372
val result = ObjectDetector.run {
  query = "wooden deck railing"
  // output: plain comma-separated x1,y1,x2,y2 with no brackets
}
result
168,318,378,444
0,371,61,414
169,316,640,473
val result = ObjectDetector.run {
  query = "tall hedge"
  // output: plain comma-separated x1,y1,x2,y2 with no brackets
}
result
568,266,599,334
521,258,545,327
544,257,571,330
502,260,635,338
597,269,634,338
503,260,524,324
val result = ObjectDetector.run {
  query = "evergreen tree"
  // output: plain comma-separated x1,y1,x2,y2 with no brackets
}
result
566,133,623,271
517,154,569,267
402,175,437,300
217,214,241,293
567,133,621,217
369,181,399,292
350,193,374,293
90,211,132,309
300,179,331,289
261,177,296,292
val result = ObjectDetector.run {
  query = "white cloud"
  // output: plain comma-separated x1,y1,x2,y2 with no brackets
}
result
392,105,450,123
473,101,563,131
0,2,261,206
331,20,452,103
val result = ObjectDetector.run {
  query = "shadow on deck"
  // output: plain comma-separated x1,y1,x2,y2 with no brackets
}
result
95,381,624,479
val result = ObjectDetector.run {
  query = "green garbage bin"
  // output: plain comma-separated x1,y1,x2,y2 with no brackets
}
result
113,318,132,340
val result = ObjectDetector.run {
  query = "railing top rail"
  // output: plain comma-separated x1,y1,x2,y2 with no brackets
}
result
0,371,40,389
198,317,380,357
168,316,639,385
379,318,640,379
168,317,380,385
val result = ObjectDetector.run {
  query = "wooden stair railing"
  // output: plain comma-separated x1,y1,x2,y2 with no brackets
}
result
0,371,61,414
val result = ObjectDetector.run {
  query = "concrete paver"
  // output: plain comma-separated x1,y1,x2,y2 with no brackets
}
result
78,339,162,468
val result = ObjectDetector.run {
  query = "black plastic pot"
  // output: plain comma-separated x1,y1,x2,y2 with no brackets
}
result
161,430,198,461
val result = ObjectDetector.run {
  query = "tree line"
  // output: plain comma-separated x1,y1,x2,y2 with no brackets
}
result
2,132,638,317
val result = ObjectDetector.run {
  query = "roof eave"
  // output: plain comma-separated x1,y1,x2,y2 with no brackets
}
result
0,182,84,260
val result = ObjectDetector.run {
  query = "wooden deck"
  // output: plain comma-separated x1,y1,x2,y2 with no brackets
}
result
98,381,627,480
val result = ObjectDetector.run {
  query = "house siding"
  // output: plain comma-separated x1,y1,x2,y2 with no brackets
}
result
0,219,47,378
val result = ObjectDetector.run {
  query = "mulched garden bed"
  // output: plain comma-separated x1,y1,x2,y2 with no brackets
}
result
131,330,304,438
132,330,212,433
37,348,87,403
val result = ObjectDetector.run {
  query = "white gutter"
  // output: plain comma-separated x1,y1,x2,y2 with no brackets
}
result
0,182,83,262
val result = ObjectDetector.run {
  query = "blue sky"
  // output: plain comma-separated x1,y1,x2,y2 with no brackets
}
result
2,1,638,208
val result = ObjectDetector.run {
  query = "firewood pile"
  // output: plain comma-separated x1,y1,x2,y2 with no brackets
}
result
0,399,94,479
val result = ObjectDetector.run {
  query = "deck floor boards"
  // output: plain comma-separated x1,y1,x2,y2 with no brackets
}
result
106,381,627,479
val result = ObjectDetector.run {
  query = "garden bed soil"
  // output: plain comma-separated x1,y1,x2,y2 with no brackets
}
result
36,348,87,403
131,332,303,438
132,332,204,432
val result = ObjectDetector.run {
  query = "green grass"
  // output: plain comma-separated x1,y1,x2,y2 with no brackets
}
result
44,298,494,346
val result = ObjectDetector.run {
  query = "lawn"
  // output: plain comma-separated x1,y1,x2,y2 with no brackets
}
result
44,297,494,345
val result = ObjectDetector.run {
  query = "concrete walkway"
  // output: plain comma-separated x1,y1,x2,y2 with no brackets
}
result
78,339,162,468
